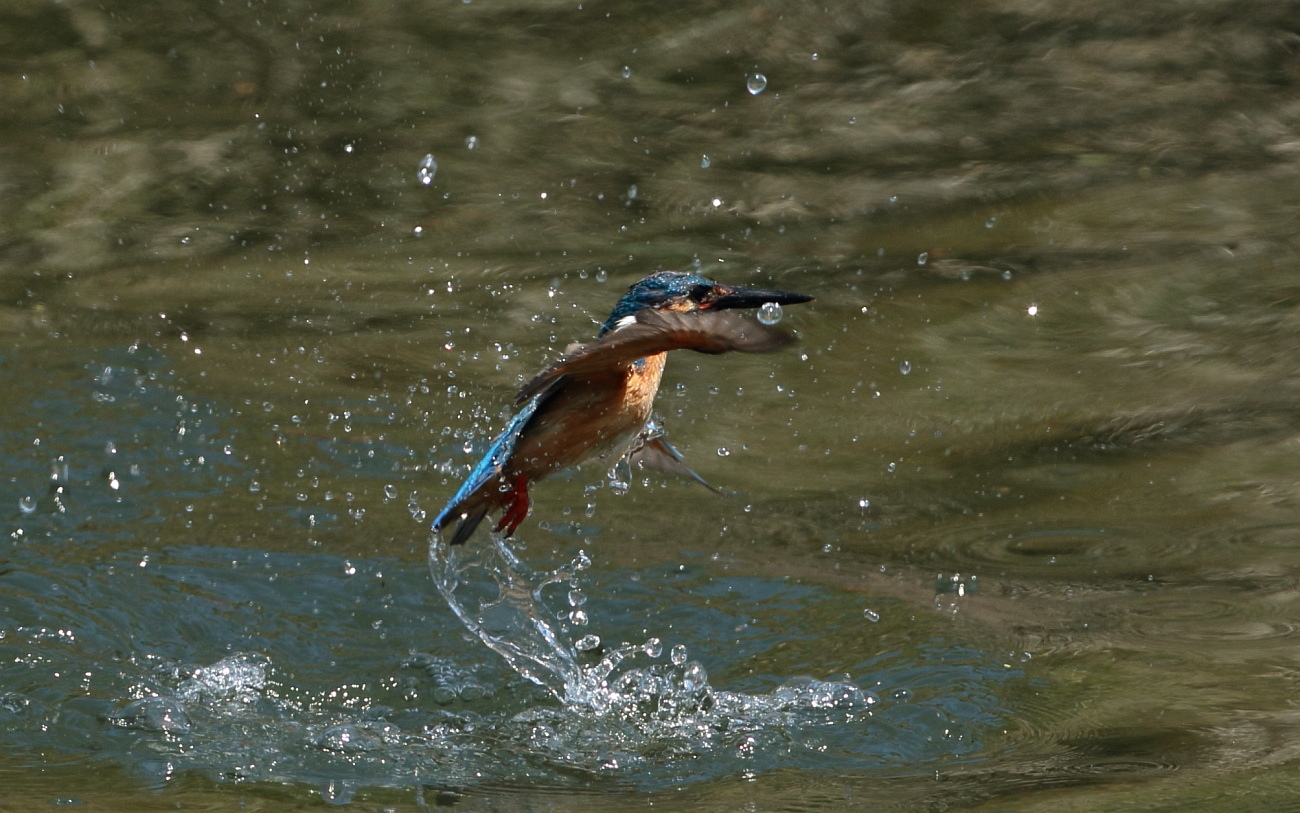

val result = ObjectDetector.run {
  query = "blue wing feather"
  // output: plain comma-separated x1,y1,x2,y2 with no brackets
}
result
431,394,543,535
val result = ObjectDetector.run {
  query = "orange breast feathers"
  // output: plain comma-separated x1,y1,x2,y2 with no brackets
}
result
503,352,667,481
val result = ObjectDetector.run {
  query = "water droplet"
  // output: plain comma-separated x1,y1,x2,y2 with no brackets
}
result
383,484,398,500
1002,269,1013,280
621,65,632,79
575,634,601,652
18,495,36,513
711,197,724,208
595,269,607,283
682,661,708,692
746,73,768,95
416,154,437,186
626,184,638,200
569,609,589,626
643,637,663,658
700,154,711,169
343,561,357,576
716,447,731,457
464,135,478,150
858,498,870,509
863,608,881,622
50,455,69,485
1027,303,1039,317
670,643,688,666
899,360,912,375
985,216,997,228
757,301,783,325
917,252,929,266
567,588,586,607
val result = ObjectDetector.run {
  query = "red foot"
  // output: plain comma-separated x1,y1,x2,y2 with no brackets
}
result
494,475,532,537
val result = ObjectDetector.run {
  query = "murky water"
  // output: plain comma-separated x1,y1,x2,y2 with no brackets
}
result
4,0,1300,808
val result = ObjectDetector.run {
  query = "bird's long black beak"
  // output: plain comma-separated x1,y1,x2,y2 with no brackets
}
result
708,283,814,311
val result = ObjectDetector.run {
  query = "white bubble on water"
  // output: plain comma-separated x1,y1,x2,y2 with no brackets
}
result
757,301,783,325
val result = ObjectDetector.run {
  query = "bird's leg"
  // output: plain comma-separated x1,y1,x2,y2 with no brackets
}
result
494,474,532,537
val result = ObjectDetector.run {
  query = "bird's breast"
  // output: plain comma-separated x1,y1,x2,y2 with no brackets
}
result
508,352,667,478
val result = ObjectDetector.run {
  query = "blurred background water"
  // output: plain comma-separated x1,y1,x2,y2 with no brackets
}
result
3,0,1300,809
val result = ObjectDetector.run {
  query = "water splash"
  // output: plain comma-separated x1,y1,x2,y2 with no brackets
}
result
428,529,742,715
427,531,887,735
427,532,719,712
429,535,586,697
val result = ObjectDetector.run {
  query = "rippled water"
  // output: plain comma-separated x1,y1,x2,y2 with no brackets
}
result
5,0,1300,809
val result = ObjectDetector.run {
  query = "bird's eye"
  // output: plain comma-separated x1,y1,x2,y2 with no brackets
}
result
690,284,713,301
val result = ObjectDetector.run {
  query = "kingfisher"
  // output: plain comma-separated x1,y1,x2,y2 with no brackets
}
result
432,271,813,546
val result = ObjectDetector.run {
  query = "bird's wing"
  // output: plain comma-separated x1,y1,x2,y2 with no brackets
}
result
516,309,794,404
628,434,724,494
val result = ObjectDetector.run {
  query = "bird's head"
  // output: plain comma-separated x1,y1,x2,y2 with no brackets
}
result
599,271,813,335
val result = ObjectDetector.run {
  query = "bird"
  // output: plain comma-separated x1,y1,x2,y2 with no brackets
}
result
432,270,813,546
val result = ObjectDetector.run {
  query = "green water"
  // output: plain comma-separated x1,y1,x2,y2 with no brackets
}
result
3,0,1300,809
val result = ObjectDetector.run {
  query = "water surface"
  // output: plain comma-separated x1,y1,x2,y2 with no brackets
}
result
4,0,1300,809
